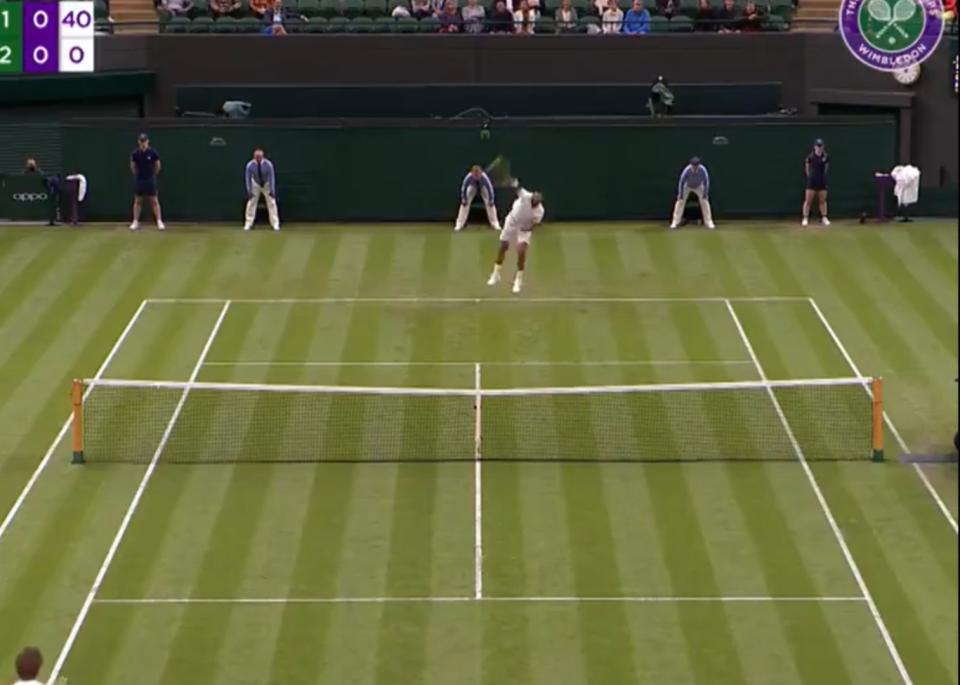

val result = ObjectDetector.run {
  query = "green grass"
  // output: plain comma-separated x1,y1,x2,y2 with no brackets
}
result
0,220,956,685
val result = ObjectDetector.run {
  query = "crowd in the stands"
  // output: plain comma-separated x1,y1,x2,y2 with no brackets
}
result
157,0,788,32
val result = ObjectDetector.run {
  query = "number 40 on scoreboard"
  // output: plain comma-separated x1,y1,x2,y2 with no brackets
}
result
0,2,96,74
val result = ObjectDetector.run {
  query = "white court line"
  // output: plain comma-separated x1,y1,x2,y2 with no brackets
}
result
0,299,150,545
49,301,232,683
92,595,868,606
474,363,483,600
807,297,958,535
201,360,755,368
146,296,809,305
725,300,913,685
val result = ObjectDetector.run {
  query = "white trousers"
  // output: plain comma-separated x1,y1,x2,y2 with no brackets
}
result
671,185,714,227
245,183,280,229
455,185,501,230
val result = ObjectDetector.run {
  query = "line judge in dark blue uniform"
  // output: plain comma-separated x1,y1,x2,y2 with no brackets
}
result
801,138,830,227
130,133,165,231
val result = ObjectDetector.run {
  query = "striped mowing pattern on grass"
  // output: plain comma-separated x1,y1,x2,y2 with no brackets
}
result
0,223,954,685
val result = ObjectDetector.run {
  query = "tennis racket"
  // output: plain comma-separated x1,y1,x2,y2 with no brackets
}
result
485,155,514,188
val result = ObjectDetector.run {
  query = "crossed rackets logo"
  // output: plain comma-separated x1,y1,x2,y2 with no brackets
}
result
860,0,922,49
839,0,944,71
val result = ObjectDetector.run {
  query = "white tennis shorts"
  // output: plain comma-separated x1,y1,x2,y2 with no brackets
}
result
500,222,533,247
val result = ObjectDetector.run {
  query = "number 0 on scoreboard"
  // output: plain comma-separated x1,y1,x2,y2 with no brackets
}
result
0,1,95,74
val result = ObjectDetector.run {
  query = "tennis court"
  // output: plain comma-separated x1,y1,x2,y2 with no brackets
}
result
0,223,955,685
52,295,909,684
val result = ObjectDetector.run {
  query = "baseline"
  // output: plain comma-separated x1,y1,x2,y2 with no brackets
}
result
92,595,868,606
145,296,810,305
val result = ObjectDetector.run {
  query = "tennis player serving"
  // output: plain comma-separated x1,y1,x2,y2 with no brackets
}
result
802,138,830,226
487,179,544,294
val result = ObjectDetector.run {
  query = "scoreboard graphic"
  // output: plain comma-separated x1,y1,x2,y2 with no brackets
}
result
0,2,95,74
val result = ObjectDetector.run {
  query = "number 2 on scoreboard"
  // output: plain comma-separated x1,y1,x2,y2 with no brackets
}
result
0,45,10,64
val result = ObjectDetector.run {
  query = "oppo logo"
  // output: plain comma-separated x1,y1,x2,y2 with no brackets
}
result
12,193,49,202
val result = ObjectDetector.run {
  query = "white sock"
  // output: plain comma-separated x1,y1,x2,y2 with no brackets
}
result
514,271,524,285
493,263,502,275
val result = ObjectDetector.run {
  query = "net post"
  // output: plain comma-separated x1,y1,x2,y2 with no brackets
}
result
871,377,884,462
71,379,85,464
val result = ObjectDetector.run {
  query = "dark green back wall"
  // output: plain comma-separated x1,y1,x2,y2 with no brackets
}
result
62,118,896,221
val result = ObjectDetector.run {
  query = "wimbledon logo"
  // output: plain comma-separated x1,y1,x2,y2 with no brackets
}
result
839,0,944,71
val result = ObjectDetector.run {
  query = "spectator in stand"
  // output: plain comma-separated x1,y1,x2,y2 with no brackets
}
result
411,0,435,17
526,0,542,15
462,0,486,31
656,0,675,18
601,0,623,31
513,0,537,32
260,22,287,32
555,0,578,31
392,0,412,15
622,0,649,32
161,0,194,16
739,0,764,30
490,0,515,30
438,0,463,30
694,0,714,29
249,0,271,18
942,0,955,20
263,0,307,22
210,0,242,17
716,0,738,31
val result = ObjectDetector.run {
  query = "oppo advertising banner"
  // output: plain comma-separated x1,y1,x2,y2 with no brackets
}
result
0,174,54,222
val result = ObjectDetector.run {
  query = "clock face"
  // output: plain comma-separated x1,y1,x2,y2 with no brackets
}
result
893,63,922,85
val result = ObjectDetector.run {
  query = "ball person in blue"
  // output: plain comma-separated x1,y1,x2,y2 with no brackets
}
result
801,138,830,227
129,133,165,231
454,165,502,232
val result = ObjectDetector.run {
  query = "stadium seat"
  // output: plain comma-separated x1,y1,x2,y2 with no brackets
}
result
364,0,387,14
192,0,209,13
669,13,693,29
188,15,214,31
763,13,787,29
165,15,190,31
571,0,590,13
213,15,239,30
303,16,328,29
94,0,109,19
326,14,351,28
392,14,419,30
342,0,364,16
319,0,342,16
542,0,559,11
237,16,263,30
648,13,669,30
349,14,374,29
579,14,600,29
299,0,323,15
388,0,409,11
535,15,556,31
677,0,698,16
419,14,441,30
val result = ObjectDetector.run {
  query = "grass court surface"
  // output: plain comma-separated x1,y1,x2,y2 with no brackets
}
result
0,220,956,685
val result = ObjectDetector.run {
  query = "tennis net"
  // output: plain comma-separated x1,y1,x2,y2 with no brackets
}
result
70,376,884,464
